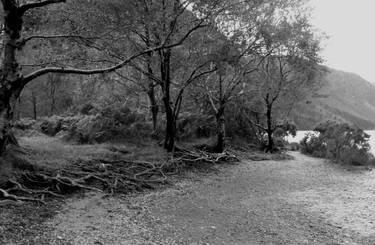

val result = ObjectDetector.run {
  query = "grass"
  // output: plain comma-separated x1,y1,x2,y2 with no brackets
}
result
18,135,169,171
0,200,62,245
234,150,294,161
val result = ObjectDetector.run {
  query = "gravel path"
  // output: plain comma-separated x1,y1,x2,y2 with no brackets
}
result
39,152,375,244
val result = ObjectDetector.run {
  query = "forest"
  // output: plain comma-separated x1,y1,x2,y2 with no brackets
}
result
0,0,324,204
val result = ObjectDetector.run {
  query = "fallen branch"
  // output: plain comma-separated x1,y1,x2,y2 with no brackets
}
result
0,148,239,205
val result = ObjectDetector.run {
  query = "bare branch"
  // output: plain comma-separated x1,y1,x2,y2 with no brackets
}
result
205,86,219,114
173,63,217,118
21,34,96,45
22,48,149,85
246,116,267,131
22,23,201,86
129,62,163,85
20,0,66,13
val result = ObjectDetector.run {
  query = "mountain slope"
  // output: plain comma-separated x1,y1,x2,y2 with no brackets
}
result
291,68,375,130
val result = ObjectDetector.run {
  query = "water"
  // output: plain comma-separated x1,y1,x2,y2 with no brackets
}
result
286,130,375,155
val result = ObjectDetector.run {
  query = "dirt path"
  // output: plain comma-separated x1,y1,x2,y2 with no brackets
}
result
36,153,375,244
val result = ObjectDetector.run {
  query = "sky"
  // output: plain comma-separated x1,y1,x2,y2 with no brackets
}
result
309,0,375,82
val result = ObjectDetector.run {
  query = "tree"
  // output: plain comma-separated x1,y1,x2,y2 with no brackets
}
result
247,15,323,152
200,0,323,153
196,0,300,152
202,47,260,153
0,0,205,154
121,0,225,152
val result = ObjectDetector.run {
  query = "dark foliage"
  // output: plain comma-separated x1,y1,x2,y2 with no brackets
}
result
300,122,374,165
65,106,152,144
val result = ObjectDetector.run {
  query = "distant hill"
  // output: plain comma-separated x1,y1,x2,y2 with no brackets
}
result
291,68,375,130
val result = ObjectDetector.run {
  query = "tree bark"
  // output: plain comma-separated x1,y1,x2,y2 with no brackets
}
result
0,88,21,153
215,106,226,153
265,103,274,153
146,53,158,131
0,92,13,153
147,86,159,131
0,1,24,154
16,96,21,120
31,91,37,120
49,75,57,116
163,98,176,152
159,48,176,152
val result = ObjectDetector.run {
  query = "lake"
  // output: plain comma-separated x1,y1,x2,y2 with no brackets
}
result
286,130,375,155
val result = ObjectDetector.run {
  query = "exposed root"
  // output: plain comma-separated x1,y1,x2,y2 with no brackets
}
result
0,188,46,204
172,148,239,166
0,148,239,204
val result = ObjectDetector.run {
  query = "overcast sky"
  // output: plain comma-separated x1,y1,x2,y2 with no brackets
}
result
310,0,375,82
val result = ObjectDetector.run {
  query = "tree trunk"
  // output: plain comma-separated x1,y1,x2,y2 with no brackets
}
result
215,106,225,153
48,74,57,116
159,48,176,152
0,94,12,154
147,80,158,131
0,1,24,154
265,104,274,153
31,91,37,120
0,89,20,154
16,96,21,120
163,97,176,152
50,87,56,116
50,96,56,116
144,44,159,132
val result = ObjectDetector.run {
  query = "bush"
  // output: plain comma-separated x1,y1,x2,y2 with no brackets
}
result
65,105,152,144
286,142,300,151
79,103,96,115
300,132,326,157
14,118,36,130
176,113,216,140
40,116,63,136
300,122,373,165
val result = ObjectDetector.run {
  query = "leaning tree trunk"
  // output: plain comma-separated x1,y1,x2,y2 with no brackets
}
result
0,1,25,154
16,96,21,120
215,106,226,153
0,89,20,154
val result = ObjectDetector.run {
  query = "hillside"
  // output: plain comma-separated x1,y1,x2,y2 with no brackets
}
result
291,68,375,130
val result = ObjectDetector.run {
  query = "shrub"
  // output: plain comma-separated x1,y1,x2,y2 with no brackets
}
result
300,132,325,157
300,122,373,165
79,103,96,115
257,122,297,152
40,116,62,136
14,118,36,130
65,105,152,144
286,142,300,151
176,113,215,140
